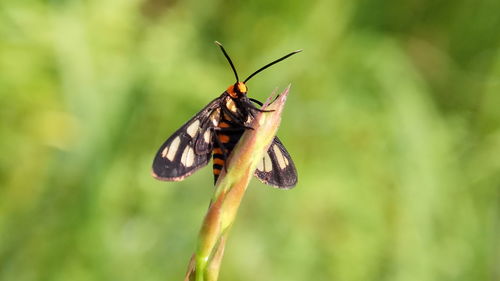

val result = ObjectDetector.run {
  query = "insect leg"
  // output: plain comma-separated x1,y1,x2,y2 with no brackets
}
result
221,106,247,124
220,106,256,129
246,99,275,113
249,98,263,106
250,105,275,113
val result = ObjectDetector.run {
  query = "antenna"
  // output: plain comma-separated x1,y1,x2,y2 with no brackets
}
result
243,49,302,83
215,41,239,82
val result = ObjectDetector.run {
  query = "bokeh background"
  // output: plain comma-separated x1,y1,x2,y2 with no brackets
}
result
1,0,499,280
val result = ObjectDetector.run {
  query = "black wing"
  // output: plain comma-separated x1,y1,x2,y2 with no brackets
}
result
254,137,298,188
152,98,221,181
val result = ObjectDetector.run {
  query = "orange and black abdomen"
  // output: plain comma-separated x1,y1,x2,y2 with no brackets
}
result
212,98,247,184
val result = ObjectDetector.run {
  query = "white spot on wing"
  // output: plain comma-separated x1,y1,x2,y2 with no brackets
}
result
166,136,180,161
273,145,287,169
210,109,220,126
226,99,237,112
186,120,200,137
204,130,211,143
264,153,272,172
256,158,264,171
161,146,169,158
181,146,195,167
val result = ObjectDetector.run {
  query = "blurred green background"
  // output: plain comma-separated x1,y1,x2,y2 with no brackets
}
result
1,0,499,280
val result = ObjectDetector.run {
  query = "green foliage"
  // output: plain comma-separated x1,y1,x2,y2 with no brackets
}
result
0,0,498,280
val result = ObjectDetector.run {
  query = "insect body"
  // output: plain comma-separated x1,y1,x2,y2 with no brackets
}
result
152,42,300,188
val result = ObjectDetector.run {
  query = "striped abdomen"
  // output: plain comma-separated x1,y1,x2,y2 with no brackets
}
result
212,98,246,183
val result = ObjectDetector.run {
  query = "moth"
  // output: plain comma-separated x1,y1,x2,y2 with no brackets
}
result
152,41,299,188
